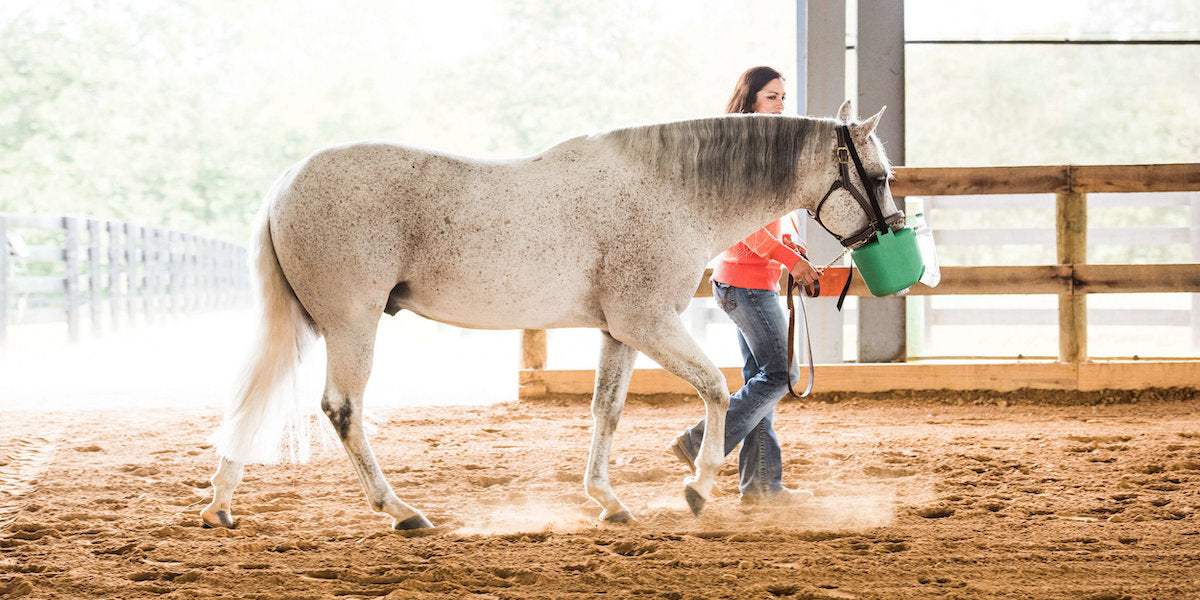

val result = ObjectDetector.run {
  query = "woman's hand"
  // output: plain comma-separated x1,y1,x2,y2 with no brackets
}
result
781,234,807,257
788,255,819,286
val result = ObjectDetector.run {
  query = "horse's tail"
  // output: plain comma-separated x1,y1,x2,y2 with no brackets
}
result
213,168,318,464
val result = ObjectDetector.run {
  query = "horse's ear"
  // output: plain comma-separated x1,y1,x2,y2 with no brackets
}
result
860,106,886,136
836,100,853,121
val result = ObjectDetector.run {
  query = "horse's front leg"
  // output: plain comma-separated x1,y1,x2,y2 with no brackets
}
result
609,310,728,515
583,331,638,523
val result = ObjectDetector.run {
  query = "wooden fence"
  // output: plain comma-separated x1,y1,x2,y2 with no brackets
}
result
917,191,1200,351
0,214,248,344
518,163,1200,398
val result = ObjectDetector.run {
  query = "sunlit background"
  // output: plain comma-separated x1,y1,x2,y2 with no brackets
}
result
2,0,1198,409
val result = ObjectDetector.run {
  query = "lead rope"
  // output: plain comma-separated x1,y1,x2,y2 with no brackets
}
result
784,244,853,399
784,274,815,399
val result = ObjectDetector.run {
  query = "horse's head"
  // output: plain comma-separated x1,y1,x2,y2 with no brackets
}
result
810,100,902,249
811,100,924,296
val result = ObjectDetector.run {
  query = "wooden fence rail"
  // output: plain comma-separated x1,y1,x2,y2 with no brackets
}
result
519,163,1200,398
915,191,1200,350
0,214,248,344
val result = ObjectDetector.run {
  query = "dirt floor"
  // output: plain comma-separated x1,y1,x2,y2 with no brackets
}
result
2,393,1200,599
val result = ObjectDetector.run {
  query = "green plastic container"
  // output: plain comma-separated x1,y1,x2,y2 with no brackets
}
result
851,227,925,296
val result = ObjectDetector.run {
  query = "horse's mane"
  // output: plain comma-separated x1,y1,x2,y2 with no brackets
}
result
600,114,835,202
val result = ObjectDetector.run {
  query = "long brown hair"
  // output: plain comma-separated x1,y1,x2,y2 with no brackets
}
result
724,66,784,114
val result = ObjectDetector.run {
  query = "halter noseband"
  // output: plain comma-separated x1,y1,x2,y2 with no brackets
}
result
813,125,904,249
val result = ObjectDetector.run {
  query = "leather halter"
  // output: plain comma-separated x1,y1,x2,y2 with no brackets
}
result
784,124,904,399
811,124,905,309
813,125,904,250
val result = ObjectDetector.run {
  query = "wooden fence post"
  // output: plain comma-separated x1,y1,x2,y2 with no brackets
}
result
168,231,181,314
142,228,154,322
153,229,165,321
88,219,103,336
230,243,240,304
521,329,547,370
1191,194,1200,350
197,239,208,309
228,243,238,306
149,229,162,322
216,242,227,307
519,329,548,398
125,224,140,323
178,233,189,312
186,232,198,312
1056,190,1087,363
64,216,82,342
236,247,248,303
0,216,8,346
205,239,217,309
107,221,123,330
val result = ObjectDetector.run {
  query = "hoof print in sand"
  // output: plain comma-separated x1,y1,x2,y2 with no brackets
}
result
914,505,954,519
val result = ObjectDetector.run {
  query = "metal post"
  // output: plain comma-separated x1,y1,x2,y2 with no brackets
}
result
799,0,848,363
856,0,907,362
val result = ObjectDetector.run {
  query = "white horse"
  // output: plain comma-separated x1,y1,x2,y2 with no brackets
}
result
201,100,898,530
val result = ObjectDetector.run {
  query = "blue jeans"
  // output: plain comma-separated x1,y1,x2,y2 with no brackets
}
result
680,281,796,496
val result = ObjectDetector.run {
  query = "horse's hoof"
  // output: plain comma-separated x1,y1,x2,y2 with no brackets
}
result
601,509,634,524
684,486,707,516
200,508,237,529
394,514,434,530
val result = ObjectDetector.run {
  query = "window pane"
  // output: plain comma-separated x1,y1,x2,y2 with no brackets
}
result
1088,293,1200,357
906,44,1200,166
913,195,1056,267
908,295,1060,358
906,0,1200,41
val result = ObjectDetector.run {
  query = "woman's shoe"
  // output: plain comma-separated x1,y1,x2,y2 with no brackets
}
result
740,486,813,507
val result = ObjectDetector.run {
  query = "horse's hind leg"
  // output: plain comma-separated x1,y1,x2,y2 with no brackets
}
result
584,331,638,523
323,320,432,530
610,311,728,516
200,457,242,528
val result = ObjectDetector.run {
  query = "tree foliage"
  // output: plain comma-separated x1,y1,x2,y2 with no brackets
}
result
1,0,1195,254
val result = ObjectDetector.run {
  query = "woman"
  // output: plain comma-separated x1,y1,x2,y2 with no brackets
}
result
671,66,818,505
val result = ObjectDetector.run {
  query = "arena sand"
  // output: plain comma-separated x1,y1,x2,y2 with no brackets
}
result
2,394,1199,599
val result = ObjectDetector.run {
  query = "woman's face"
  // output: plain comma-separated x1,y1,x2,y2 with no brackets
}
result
752,78,785,114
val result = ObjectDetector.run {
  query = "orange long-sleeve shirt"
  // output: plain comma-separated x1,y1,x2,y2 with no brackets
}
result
711,219,803,292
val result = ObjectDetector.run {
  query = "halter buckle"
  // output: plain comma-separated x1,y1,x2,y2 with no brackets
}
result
834,146,850,164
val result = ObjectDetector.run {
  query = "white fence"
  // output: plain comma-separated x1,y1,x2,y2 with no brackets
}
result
1,214,249,344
